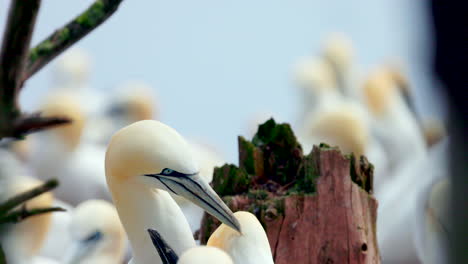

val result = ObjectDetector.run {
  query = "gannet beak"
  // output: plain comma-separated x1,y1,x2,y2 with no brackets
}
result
145,172,241,233
64,231,102,264
147,229,179,264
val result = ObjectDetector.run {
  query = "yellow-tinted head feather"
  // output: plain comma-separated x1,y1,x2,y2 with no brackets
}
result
304,106,369,156
105,120,197,185
322,32,354,71
363,67,397,116
40,93,85,151
115,80,157,122
207,211,273,264
9,178,54,256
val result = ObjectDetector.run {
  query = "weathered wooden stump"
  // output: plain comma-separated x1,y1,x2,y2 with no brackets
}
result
199,119,380,264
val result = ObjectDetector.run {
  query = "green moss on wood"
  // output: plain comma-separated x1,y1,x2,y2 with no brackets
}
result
238,136,257,174
211,164,251,196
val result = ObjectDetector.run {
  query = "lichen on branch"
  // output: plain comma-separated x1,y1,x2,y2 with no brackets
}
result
23,0,125,81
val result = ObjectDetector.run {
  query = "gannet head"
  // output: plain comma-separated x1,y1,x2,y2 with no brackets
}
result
363,67,398,116
54,48,92,86
39,93,85,151
64,199,125,264
208,211,274,264
105,120,241,232
322,32,354,72
302,104,369,156
294,57,336,94
3,178,54,258
109,80,157,124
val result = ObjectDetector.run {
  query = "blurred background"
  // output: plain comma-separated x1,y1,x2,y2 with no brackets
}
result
1,1,459,263
0,0,447,162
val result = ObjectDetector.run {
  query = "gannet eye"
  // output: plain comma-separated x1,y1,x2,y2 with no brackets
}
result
162,168,174,175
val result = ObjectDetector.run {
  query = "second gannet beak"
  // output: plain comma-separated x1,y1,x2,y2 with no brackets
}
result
148,229,179,264
144,169,241,233
64,231,103,264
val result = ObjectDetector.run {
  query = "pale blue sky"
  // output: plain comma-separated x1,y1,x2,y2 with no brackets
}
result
0,0,446,162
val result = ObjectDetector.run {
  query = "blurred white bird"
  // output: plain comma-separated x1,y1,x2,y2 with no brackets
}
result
105,120,240,264
30,93,110,205
362,67,427,193
62,199,126,264
38,199,74,261
51,48,107,117
0,152,59,264
321,32,360,100
298,102,388,185
208,211,274,264
377,138,448,264
293,56,341,122
413,176,450,264
85,80,158,145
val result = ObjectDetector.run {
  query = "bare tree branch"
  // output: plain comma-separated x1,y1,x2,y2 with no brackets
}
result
23,0,125,82
0,206,65,224
0,0,41,139
12,114,71,138
0,179,58,214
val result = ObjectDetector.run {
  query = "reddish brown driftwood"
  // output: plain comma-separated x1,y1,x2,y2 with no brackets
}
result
199,119,380,264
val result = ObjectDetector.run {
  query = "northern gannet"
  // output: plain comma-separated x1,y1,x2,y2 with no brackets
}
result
105,120,240,264
63,199,126,264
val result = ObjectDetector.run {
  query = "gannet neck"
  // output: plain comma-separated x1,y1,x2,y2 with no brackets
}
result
109,181,195,264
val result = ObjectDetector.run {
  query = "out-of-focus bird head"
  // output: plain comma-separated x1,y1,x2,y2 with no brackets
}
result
363,67,398,116
64,199,125,263
39,93,85,152
105,120,241,232
322,32,354,72
53,48,92,87
302,104,369,157
109,80,157,125
294,57,337,95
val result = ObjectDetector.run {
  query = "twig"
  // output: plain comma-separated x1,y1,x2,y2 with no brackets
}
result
12,114,71,138
0,206,65,224
23,0,124,82
0,179,58,214
0,0,41,138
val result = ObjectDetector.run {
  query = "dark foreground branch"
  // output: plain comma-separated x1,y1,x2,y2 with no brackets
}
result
0,0,41,139
0,206,65,224
0,179,58,214
23,0,124,81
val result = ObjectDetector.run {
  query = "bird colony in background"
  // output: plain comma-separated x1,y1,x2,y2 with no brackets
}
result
0,32,449,264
